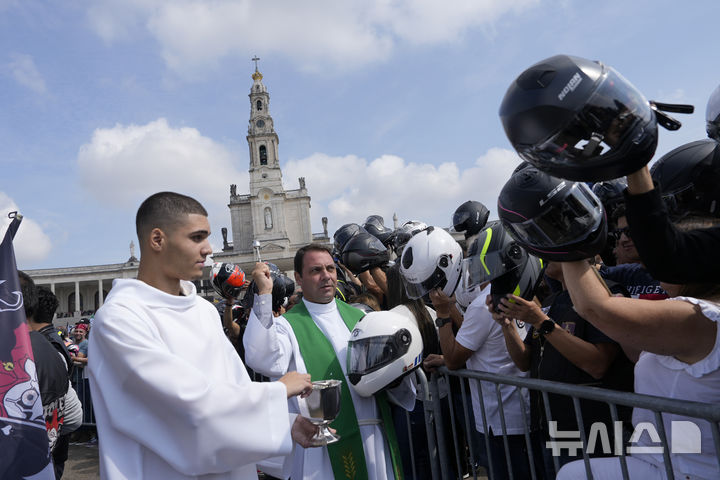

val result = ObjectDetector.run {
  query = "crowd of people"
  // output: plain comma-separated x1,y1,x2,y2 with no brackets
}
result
13,53,720,480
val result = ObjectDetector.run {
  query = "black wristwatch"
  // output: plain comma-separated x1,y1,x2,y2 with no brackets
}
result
435,317,452,328
538,319,556,336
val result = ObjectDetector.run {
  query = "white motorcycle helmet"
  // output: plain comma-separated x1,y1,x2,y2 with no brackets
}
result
399,226,463,299
347,311,423,397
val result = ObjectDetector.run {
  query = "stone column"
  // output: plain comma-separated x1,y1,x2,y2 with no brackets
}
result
97,279,104,308
74,281,80,316
50,283,55,294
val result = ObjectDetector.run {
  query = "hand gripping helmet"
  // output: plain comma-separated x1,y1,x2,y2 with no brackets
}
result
271,274,296,312
706,84,720,141
498,166,607,261
452,201,491,239
399,226,463,299
650,139,720,219
347,310,423,397
240,264,295,313
333,223,367,254
499,54,658,182
591,177,628,220
210,262,246,298
363,215,394,245
463,221,545,309
341,231,391,275
388,220,428,256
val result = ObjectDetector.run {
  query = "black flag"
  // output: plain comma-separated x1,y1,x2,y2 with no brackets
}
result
0,214,54,479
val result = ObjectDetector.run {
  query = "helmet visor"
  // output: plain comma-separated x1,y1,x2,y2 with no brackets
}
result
452,210,472,231
517,68,652,168
505,182,603,248
462,250,523,289
347,334,408,375
403,266,447,299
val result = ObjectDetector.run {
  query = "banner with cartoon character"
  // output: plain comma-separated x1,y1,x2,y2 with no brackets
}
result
0,213,53,479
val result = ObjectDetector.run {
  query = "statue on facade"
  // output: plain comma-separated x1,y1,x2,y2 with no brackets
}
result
299,177,306,190
221,227,229,250
230,184,237,196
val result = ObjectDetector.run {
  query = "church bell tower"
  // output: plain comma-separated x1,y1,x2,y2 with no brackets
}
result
225,58,313,262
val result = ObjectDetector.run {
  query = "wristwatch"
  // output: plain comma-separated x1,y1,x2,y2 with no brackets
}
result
435,317,452,328
539,319,556,336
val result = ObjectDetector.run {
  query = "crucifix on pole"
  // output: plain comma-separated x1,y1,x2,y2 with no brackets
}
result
252,55,260,70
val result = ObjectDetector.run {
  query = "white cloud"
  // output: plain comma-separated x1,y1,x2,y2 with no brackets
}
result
0,193,53,265
85,0,539,76
76,118,247,239
283,147,521,236
7,53,47,94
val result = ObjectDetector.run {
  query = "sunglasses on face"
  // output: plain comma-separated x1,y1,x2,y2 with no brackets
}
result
611,226,631,239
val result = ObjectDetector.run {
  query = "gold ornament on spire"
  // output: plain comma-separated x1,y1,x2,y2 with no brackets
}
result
252,55,263,80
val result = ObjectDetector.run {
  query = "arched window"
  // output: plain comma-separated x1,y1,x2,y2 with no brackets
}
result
256,100,263,111
68,293,84,312
264,207,273,229
259,145,268,165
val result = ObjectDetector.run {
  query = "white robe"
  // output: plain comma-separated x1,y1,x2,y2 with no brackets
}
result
244,296,412,480
88,279,294,480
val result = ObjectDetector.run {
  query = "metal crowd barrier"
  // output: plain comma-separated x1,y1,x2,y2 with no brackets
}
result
415,367,720,480
72,369,96,428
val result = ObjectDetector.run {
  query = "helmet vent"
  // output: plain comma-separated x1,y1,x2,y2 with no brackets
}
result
517,67,556,90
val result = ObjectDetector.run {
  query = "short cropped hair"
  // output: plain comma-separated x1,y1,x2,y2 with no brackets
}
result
36,287,59,325
18,270,38,320
294,244,333,276
136,192,208,240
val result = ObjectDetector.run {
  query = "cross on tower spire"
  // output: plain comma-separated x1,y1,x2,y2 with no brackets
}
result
252,55,260,71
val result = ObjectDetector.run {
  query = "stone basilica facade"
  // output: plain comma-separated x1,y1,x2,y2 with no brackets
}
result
26,63,329,324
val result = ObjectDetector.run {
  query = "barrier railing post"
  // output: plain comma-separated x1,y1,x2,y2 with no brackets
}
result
418,369,443,480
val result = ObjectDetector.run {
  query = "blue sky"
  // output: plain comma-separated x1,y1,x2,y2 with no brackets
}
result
1,0,717,269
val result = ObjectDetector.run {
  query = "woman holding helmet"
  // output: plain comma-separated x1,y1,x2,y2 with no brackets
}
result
494,164,720,479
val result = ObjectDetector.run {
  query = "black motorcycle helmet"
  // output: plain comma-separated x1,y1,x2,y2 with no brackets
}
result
333,223,367,253
707,84,720,141
463,221,545,309
651,139,720,219
499,54,658,182
240,264,295,313
341,231,391,275
388,220,428,256
363,215,394,245
498,166,607,261
452,201,490,239
591,177,627,220
210,262,246,298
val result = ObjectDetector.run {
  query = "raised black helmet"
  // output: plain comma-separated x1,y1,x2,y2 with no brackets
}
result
463,221,545,309
499,54,658,181
341,231,391,275
452,201,490,239
498,166,607,261
651,139,720,219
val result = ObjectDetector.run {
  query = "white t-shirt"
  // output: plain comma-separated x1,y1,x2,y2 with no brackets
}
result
454,285,530,436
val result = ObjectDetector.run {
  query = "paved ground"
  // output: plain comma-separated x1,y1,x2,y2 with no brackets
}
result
64,443,100,479
62,442,489,479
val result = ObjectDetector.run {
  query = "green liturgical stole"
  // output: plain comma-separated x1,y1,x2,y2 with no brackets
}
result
284,299,404,480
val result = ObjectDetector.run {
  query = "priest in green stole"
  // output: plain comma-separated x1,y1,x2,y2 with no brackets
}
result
244,244,415,480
